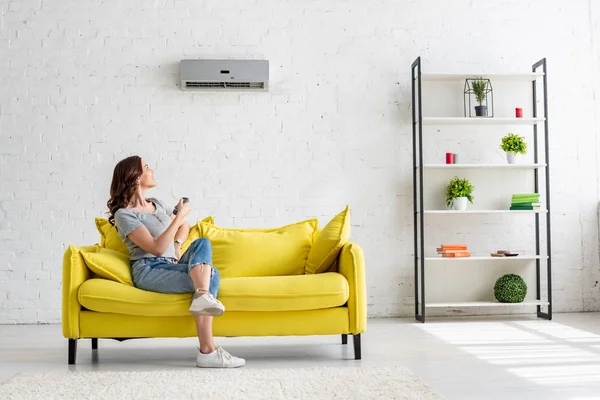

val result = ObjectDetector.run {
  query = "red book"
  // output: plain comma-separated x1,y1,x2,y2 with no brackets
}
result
438,249,469,254
440,244,468,250
442,251,471,258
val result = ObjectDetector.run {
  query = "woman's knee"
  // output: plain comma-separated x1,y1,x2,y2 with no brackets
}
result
191,238,211,248
188,238,213,265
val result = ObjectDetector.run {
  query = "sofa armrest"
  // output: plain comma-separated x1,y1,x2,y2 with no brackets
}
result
338,242,366,334
62,245,94,339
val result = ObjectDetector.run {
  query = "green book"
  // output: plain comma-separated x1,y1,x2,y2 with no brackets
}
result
510,206,540,210
512,193,540,198
511,201,541,206
512,198,538,202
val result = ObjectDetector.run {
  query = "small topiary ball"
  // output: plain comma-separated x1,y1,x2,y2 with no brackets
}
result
494,274,527,303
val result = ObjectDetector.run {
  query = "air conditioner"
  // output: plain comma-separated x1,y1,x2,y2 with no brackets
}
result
180,59,269,91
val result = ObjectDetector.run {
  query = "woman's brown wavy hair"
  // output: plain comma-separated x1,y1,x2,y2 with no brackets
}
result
107,155,143,227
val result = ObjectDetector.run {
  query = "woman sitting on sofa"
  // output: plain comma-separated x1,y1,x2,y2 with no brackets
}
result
107,155,245,368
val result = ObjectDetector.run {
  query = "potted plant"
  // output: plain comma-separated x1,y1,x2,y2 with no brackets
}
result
500,133,527,164
445,177,474,211
472,77,488,116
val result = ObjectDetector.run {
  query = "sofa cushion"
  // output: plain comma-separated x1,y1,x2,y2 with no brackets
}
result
95,216,215,255
78,273,349,316
197,219,318,278
306,206,351,274
95,218,129,255
219,273,349,311
79,279,192,317
80,245,133,286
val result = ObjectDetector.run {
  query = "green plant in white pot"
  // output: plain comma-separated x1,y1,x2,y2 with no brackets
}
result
500,133,527,164
445,177,474,211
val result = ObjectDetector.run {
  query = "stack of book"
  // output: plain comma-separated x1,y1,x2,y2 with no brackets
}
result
437,244,470,258
510,193,542,211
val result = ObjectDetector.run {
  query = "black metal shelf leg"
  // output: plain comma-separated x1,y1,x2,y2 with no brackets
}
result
412,56,426,323
533,57,552,321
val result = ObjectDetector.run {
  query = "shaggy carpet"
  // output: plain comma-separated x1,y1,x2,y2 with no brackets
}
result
0,366,444,400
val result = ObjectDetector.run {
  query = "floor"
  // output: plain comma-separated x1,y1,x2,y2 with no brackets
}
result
1,313,600,400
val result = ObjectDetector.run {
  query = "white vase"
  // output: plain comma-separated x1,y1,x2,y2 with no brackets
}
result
506,152,517,164
453,197,468,211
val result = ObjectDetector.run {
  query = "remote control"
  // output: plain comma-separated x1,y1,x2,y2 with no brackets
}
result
173,197,189,215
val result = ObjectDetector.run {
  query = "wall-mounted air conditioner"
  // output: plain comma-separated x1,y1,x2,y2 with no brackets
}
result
180,59,269,91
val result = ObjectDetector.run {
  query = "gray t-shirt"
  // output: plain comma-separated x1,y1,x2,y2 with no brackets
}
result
114,197,176,261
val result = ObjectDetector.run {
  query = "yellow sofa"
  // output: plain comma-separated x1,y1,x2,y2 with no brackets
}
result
62,213,367,364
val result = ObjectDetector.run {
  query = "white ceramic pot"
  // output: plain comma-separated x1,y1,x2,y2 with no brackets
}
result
506,152,517,164
452,197,468,211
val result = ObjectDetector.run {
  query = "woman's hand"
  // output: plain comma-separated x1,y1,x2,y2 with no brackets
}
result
175,198,192,218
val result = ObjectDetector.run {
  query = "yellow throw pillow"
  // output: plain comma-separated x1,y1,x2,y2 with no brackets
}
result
305,206,351,274
95,216,215,256
95,218,129,255
80,246,133,285
197,219,318,278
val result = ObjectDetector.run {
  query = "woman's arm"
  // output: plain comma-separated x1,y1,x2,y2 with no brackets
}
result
173,218,190,259
127,214,187,257
172,216,191,242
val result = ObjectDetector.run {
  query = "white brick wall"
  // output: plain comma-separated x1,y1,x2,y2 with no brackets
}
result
1,0,599,323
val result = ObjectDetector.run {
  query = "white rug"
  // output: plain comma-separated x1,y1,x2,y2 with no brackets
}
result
0,366,443,400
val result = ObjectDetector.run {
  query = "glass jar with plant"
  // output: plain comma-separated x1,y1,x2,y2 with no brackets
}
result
445,177,474,211
500,133,527,164
471,77,488,116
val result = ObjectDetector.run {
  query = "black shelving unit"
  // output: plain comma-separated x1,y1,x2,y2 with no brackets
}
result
411,57,552,323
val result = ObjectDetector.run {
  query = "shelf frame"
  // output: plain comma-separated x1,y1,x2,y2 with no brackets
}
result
423,255,545,261
422,73,544,82
422,117,544,125
533,58,553,321
411,57,552,323
422,210,547,214
411,57,426,323
421,163,546,169
425,300,549,308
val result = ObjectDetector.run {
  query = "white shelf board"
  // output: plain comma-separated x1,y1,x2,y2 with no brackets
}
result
423,117,545,126
422,73,544,82
426,300,549,308
422,210,546,214
423,255,544,261
420,164,546,170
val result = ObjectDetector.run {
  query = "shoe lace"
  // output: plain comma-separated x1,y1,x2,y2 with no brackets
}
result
205,293,224,305
216,347,233,363
206,293,218,302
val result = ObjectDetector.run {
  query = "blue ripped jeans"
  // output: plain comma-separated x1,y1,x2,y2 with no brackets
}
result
131,238,220,298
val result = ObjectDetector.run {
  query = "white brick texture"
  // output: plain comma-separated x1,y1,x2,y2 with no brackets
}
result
1,0,599,323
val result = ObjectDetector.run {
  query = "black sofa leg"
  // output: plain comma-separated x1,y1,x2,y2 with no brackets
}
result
68,339,77,365
353,334,361,360
91,338,98,350
341,334,348,345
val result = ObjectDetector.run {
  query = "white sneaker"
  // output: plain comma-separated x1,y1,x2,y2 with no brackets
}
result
188,293,225,316
196,347,245,368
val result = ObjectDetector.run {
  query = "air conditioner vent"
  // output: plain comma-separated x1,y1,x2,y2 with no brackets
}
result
185,81,265,89
180,60,269,91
